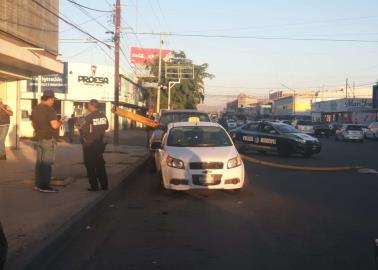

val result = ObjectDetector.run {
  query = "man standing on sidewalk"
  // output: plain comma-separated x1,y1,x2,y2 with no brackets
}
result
0,98,13,160
31,90,62,193
78,99,109,191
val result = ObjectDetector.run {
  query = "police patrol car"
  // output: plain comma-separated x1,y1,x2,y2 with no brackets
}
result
229,121,321,157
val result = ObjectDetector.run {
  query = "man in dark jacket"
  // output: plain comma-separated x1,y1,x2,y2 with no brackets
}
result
78,99,109,191
0,222,7,270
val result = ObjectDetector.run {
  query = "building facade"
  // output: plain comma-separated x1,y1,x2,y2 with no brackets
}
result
0,0,63,148
18,62,142,138
311,98,376,124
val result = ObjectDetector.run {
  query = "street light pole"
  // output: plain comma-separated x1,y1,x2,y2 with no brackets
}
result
113,0,121,145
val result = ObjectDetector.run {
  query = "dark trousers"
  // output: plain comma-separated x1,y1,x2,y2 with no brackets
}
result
34,139,56,189
83,142,108,190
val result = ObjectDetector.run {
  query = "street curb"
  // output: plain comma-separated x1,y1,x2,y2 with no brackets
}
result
6,154,150,270
241,154,364,172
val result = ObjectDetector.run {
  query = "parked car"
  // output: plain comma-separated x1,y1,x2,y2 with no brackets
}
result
365,121,378,139
236,119,245,126
230,121,321,157
149,110,210,152
227,119,237,129
154,122,246,191
335,124,364,142
292,120,330,137
328,122,343,135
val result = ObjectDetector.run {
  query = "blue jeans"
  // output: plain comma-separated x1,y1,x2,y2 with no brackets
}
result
0,125,9,157
34,139,57,189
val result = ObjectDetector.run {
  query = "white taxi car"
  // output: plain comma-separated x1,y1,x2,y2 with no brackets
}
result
154,122,246,191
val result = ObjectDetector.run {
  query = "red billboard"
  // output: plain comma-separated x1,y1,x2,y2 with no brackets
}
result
130,47,172,65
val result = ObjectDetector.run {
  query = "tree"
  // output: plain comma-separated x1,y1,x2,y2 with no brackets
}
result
146,51,214,110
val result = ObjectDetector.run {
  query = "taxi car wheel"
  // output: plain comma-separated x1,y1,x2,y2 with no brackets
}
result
148,156,156,173
155,171,164,190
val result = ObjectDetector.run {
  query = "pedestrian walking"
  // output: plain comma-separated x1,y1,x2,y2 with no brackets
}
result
31,90,62,193
78,99,109,191
67,114,75,143
0,98,13,160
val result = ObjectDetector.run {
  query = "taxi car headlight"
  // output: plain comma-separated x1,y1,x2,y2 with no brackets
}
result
227,156,242,169
166,156,185,169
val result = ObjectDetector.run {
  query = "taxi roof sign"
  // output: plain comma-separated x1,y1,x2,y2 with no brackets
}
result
188,117,200,123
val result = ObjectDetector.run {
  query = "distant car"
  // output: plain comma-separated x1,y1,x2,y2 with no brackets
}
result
227,119,237,129
149,110,210,152
236,119,245,126
154,122,246,191
328,122,343,135
335,124,364,142
292,120,330,137
230,121,321,157
365,121,378,140
279,120,292,125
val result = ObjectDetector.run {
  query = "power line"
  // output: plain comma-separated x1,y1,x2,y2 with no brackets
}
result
67,1,113,32
174,15,378,34
126,32,378,43
31,0,111,48
65,0,112,12
60,13,108,33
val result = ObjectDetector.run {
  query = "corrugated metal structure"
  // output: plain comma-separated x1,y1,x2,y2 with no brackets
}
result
0,0,62,81
0,0,59,54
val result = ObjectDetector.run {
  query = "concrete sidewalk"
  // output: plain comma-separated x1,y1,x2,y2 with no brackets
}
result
0,129,149,270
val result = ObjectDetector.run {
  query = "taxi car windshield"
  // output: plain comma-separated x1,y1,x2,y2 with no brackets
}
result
273,124,298,133
167,126,232,147
159,112,210,126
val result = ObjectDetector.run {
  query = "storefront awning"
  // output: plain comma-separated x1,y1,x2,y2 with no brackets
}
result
0,38,63,81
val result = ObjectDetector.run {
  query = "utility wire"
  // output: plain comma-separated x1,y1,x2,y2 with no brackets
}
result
68,2,112,32
65,0,112,12
31,0,111,48
126,32,378,43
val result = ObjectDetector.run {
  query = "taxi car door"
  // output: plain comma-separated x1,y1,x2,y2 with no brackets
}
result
258,123,279,151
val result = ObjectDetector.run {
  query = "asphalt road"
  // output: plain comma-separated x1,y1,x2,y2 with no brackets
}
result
38,140,378,270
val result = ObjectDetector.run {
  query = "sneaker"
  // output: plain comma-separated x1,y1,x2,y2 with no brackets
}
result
38,187,59,193
33,186,41,191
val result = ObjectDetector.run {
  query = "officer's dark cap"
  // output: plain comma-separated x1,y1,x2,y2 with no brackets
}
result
89,99,99,108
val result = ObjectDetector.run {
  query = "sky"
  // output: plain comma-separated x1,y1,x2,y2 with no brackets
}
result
59,0,378,107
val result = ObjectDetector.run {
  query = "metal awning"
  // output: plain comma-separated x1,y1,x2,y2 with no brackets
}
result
0,38,63,81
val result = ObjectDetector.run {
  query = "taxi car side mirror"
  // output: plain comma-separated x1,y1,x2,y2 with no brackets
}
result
150,141,163,150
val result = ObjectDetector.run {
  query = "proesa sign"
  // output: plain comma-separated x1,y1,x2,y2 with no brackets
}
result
78,75,109,85
77,65,109,86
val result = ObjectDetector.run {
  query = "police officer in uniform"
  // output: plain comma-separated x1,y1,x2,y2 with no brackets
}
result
79,99,109,191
